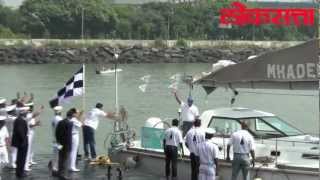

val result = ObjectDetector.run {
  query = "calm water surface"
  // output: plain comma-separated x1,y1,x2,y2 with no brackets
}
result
0,63,318,155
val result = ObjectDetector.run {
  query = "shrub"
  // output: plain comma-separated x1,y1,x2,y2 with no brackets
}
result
154,38,167,48
176,38,188,47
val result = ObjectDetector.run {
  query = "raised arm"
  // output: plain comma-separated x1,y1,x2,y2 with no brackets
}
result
20,92,33,103
173,91,182,105
32,105,44,118
29,118,41,128
105,111,117,119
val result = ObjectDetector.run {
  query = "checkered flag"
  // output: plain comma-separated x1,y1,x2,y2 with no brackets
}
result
49,65,85,108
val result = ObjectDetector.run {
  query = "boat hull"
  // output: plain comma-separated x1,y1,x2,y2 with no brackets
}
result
110,147,320,180
97,69,123,74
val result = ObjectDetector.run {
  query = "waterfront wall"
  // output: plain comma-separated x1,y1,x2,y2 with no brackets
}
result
0,39,302,64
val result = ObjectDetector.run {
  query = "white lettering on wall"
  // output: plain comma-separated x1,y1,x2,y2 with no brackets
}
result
286,64,295,79
306,63,316,78
267,64,276,79
276,65,286,79
267,63,316,79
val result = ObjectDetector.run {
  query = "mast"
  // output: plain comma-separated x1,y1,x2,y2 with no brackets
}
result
82,63,86,112
114,48,119,114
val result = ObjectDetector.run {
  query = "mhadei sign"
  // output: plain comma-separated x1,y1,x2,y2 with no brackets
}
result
219,2,315,27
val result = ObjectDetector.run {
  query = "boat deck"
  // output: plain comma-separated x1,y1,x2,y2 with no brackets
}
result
0,154,162,180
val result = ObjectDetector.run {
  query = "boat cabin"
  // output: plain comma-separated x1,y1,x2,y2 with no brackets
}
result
200,107,304,139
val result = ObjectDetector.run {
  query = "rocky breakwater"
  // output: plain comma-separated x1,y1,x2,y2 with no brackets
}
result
0,45,274,64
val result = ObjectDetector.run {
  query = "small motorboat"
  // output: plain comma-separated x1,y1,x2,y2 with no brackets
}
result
109,107,320,180
96,68,123,74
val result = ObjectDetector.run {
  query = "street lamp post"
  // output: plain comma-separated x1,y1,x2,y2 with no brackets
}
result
81,8,84,39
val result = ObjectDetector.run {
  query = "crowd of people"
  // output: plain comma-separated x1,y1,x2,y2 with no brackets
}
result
0,91,255,180
0,93,116,180
0,93,45,178
163,91,256,180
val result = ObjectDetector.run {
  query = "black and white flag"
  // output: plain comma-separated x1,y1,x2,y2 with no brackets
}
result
49,65,85,108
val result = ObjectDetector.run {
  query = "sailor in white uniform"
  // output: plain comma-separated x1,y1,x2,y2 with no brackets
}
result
163,118,184,180
185,119,205,180
24,103,43,171
227,122,255,180
0,115,9,169
195,128,219,180
5,101,18,169
50,106,63,172
0,98,6,116
69,108,83,172
0,98,14,169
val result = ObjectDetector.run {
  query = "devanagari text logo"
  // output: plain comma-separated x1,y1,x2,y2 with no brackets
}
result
219,2,315,27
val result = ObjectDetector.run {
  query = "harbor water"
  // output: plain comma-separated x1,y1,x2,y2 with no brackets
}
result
0,63,318,179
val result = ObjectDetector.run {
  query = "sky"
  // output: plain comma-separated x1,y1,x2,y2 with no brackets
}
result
3,0,23,7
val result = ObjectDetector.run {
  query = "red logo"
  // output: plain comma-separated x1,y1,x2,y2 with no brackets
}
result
219,2,315,27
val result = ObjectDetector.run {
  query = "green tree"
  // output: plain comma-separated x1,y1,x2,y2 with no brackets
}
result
19,0,116,38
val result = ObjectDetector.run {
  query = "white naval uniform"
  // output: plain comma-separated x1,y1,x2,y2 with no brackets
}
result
6,115,17,168
185,127,205,154
25,113,36,169
0,126,9,164
51,115,63,171
195,140,219,180
180,102,199,123
69,117,82,170
228,130,255,154
164,126,183,147
228,129,255,180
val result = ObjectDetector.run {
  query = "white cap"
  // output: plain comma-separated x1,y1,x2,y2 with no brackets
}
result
53,106,63,112
0,98,6,104
7,115,17,120
0,116,6,121
205,128,216,135
6,105,16,112
16,106,30,112
25,102,34,107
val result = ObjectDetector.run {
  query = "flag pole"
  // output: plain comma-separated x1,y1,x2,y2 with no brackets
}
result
82,63,86,112
114,49,119,114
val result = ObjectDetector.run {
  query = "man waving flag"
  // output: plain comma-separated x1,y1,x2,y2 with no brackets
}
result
49,65,85,108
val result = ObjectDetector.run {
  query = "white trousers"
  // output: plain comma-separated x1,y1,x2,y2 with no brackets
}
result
0,146,9,164
9,146,17,167
199,165,216,180
25,130,35,169
69,134,79,170
52,143,59,171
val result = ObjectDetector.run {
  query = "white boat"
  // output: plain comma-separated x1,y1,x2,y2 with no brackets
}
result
108,40,320,180
96,68,123,74
108,107,319,180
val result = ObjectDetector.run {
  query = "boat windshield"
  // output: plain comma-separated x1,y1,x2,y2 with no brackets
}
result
258,117,303,137
209,116,304,139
